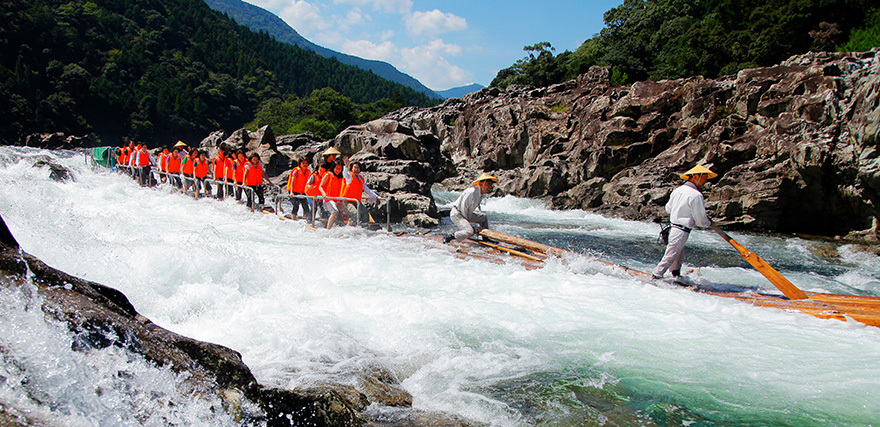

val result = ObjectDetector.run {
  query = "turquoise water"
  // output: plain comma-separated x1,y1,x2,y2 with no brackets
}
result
1,147,879,426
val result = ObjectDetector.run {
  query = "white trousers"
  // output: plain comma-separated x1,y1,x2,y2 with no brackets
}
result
450,209,488,241
653,227,689,277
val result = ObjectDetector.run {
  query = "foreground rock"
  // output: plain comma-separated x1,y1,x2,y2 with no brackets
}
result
0,214,479,426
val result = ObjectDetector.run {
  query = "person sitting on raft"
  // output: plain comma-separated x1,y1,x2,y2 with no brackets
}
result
319,159,346,229
443,173,498,244
340,159,378,225
286,157,312,220
242,154,271,209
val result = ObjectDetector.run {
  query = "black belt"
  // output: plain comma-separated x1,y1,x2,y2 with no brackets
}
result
671,223,692,233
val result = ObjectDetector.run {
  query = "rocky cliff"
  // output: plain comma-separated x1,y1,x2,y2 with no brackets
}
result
331,49,879,237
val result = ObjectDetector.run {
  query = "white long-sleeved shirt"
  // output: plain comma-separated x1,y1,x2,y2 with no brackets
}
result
451,185,483,221
665,181,710,229
128,150,154,167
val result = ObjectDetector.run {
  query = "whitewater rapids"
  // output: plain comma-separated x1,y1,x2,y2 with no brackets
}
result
1,147,879,426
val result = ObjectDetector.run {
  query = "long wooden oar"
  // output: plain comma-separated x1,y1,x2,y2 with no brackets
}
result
471,238,547,262
710,224,808,300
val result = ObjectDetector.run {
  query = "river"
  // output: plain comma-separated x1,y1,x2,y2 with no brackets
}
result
1,147,879,426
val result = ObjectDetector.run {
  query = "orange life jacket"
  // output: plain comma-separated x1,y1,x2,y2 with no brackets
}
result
117,149,126,165
341,174,365,202
195,159,210,178
321,172,344,198
157,153,167,171
123,147,133,164
212,155,226,179
243,162,264,186
136,150,151,167
305,171,321,197
233,159,245,183
287,167,309,193
224,158,234,180
181,155,195,175
167,156,181,173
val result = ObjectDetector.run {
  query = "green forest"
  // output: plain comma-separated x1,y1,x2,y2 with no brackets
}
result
492,0,880,88
0,0,436,147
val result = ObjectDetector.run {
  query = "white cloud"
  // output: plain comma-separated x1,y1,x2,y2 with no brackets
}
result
277,1,328,33
333,0,412,14
333,8,367,30
341,39,398,63
405,9,467,37
400,39,471,90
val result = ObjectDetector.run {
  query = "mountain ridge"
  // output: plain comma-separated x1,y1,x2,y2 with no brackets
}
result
204,0,442,100
436,84,485,99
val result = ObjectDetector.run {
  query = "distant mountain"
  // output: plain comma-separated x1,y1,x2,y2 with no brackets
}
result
204,0,442,99
436,84,485,99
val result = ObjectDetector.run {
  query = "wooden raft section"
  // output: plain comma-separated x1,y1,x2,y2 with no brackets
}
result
476,229,880,328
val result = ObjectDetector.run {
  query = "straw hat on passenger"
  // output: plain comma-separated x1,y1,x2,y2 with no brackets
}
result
680,165,717,180
323,147,342,156
174,140,187,148
472,173,499,185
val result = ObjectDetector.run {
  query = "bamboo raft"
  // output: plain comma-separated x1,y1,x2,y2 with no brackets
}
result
470,229,880,328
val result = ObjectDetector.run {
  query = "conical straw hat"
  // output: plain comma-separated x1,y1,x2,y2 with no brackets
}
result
472,173,499,185
323,147,342,156
174,140,187,148
680,165,718,180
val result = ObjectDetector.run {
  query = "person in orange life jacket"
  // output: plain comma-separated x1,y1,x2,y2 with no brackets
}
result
129,144,154,187
115,146,126,171
210,148,227,199
341,160,378,225
304,166,323,220
243,154,271,209
157,147,170,183
286,157,311,219
180,148,198,194
319,159,346,229
166,147,183,189
193,151,213,199
122,141,135,176
222,150,235,200
231,150,247,201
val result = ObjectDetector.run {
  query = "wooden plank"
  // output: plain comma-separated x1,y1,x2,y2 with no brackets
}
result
479,229,570,257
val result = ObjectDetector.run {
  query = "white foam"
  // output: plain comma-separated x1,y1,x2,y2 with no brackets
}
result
2,148,880,426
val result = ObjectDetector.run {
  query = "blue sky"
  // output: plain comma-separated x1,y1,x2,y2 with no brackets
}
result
241,0,624,91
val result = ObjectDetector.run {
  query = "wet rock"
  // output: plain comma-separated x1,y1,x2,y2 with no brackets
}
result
33,159,74,182
24,132,95,149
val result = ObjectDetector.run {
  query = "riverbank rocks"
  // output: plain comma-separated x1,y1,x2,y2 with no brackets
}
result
0,214,479,426
373,49,880,237
24,132,95,149
182,50,879,236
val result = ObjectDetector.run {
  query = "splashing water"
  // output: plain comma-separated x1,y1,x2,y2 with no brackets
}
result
1,147,880,426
